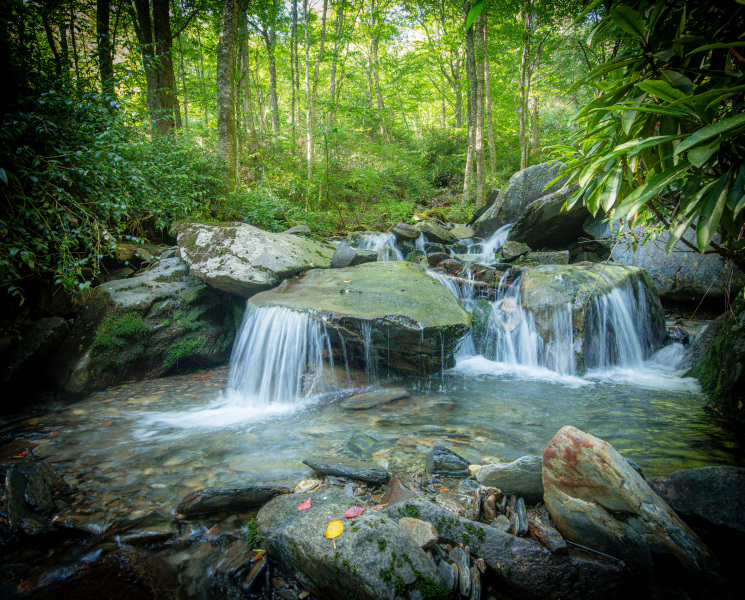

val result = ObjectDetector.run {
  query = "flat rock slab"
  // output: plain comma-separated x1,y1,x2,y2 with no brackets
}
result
649,466,745,534
257,489,446,600
425,445,470,477
176,485,290,516
386,499,629,600
340,387,410,410
303,455,391,484
476,455,544,504
172,222,335,297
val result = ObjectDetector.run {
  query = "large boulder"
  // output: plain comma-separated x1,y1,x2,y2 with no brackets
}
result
49,258,239,393
256,488,447,600
508,185,588,249
386,499,630,600
473,162,568,237
543,426,732,599
687,287,745,422
248,262,472,375
172,222,335,297
518,264,666,370
415,221,457,245
583,217,745,301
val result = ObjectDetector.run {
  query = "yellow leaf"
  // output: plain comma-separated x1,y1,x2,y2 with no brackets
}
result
325,520,343,548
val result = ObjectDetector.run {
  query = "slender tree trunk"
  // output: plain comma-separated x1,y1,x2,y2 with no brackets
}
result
462,2,476,204
328,1,344,126
217,0,239,183
41,7,62,78
196,28,208,127
59,21,69,72
311,0,328,124
70,1,80,78
453,55,462,142
529,94,539,158
369,1,388,142
265,28,280,134
475,14,486,206
239,27,259,153
97,0,115,94
153,0,180,128
177,31,187,133
291,0,297,146
519,0,532,170
484,36,496,176
304,0,312,190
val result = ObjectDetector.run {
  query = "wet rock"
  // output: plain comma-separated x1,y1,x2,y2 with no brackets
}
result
508,185,587,249
451,225,475,239
527,512,567,555
176,485,290,516
335,433,383,460
438,559,456,593
256,488,447,600
302,455,390,484
398,516,438,548
526,251,570,265
339,388,410,410
425,445,470,478
500,241,532,262
450,546,470,596
330,242,377,268
416,221,457,245
381,473,420,506
49,258,240,394
469,566,481,600
37,284,88,318
391,222,420,242
284,225,311,235
172,221,335,297
473,162,568,237
493,515,511,532
4,467,48,533
482,494,497,521
426,252,451,267
476,455,543,504
467,189,501,227
649,466,745,535
543,426,731,598
3,318,69,391
434,493,467,516
386,499,629,600
249,262,472,375
514,497,528,536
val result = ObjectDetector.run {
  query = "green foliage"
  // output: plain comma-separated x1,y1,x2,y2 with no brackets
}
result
245,517,261,548
554,0,745,264
417,129,466,189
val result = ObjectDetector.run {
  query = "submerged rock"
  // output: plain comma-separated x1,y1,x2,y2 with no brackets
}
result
249,262,472,375
302,455,390,484
386,499,629,600
473,162,568,237
172,221,335,297
476,455,543,504
543,426,732,598
176,485,290,516
48,258,239,394
257,488,447,600
339,387,410,410
425,445,470,478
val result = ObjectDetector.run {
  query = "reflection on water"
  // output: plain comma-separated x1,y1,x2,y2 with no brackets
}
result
22,357,744,528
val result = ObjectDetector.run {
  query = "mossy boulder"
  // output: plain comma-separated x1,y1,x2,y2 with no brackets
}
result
249,262,472,375
172,221,335,298
518,264,665,370
690,287,745,422
49,258,240,394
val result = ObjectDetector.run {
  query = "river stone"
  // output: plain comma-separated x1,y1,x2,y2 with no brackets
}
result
339,387,410,410
335,433,383,459
473,162,568,237
302,455,390,484
257,488,447,600
508,185,587,249
391,222,421,242
543,426,731,598
284,224,311,235
527,251,570,265
172,221,335,297
48,258,240,394
398,517,438,549
450,546,470,596
426,252,450,267
451,225,475,240
649,466,745,535
477,456,543,504
386,499,629,600
249,262,472,375
330,242,377,268
501,241,532,261
416,221,457,245
176,485,290,516
518,263,666,371
425,445,470,477
583,217,745,301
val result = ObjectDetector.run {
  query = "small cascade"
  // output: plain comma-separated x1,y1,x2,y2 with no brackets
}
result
415,233,427,254
458,224,512,265
227,305,335,406
584,277,658,369
354,232,404,261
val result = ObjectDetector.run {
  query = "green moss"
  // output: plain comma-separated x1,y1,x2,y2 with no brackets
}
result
378,538,387,551
394,575,407,597
403,504,420,519
95,312,149,348
163,336,202,370
154,270,188,283
246,517,261,548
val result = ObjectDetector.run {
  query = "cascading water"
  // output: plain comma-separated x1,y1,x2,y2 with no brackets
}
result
458,224,512,265
354,232,404,261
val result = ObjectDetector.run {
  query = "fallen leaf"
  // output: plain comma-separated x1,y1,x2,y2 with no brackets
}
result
325,520,343,548
343,280,352,283
297,498,312,511
25,418,38,425
196,375,214,381
7,450,29,459
343,506,366,518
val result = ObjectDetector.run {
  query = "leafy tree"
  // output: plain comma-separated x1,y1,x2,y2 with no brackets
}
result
555,0,745,267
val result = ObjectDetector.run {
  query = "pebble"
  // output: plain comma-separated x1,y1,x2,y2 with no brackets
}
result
398,517,439,549
450,546,470,597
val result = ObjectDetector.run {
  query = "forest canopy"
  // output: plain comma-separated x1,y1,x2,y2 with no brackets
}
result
0,0,743,306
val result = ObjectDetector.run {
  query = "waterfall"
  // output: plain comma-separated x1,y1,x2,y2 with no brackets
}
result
457,224,511,265
227,305,334,406
354,232,404,261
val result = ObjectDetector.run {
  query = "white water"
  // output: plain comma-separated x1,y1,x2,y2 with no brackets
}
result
458,224,512,265
355,232,404,261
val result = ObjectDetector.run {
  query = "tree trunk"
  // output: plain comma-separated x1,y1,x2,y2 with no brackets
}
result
304,0,312,188
519,0,532,170
177,31,187,133
69,1,80,79
462,2,476,204
369,1,388,142
291,0,298,145
265,28,280,134
475,14,486,206
311,0,328,129
97,0,115,95
239,27,259,153
196,28,208,127
217,0,239,183
529,94,539,158
152,0,181,129
484,32,496,176
328,1,344,126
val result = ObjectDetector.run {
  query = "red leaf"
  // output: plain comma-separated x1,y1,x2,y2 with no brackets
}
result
297,498,312,511
343,506,366,518
7,450,29,459
196,375,214,381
